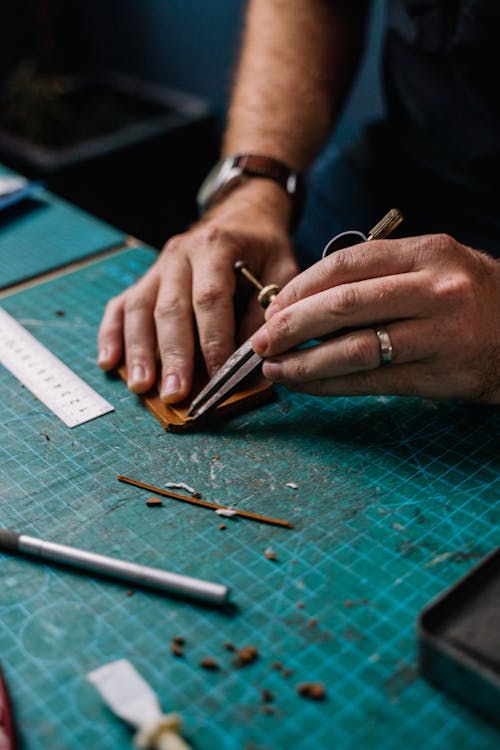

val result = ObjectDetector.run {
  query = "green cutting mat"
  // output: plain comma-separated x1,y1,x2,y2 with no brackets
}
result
0,165,124,289
0,245,499,750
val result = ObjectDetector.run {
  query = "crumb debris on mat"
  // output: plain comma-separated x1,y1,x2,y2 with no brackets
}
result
296,682,326,700
170,636,185,658
200,657,220,671
146,496,163,507
261,689,274,703
236,645,259,668
264,547,277,561
285,482,298,490
171,643,184,658
218,524,226,530
215,508,238,518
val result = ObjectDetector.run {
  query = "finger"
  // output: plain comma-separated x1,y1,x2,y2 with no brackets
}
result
192,256,237,378
97,295,125,371
262,320,432,384
254,270,430,357
287,361,434,398
266,236,427,319
122,277,159,393
155,254,195,402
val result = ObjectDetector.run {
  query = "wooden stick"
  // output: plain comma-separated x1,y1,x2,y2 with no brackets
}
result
117,475,294,529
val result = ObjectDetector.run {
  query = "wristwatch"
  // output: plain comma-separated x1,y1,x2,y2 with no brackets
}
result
197,153,303,229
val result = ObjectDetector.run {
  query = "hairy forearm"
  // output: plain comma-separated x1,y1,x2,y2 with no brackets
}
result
223,0,370,170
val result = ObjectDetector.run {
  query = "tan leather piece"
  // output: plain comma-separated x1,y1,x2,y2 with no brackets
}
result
118,366,274,432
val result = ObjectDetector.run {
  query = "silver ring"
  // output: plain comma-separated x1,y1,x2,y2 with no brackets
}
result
375,327,393,366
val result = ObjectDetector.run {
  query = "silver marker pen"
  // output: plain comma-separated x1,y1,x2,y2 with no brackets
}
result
0,529,229,606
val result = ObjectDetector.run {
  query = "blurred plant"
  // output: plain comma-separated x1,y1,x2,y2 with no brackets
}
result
0,0,73,145
1,60,72,144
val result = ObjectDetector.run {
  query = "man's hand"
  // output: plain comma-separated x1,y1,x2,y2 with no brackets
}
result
252,234,500,404
97,180,298,403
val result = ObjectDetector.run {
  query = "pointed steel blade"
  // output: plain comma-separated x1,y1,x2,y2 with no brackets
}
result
189,350,263,421
187,337,256,417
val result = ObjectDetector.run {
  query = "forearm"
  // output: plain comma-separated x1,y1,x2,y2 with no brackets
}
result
223,0,370,170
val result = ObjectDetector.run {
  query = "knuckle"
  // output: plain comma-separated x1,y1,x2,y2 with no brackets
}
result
125,342,149,359
345,336,375,368
198,223,223,244
204,337,226,359
103,294,122,315
433,270,475,304
329,284,359,316
428,232,456,256
163,234,184,254
327,246,356,276
123,288,151,314
193,283,224,310
283,356,309,382
160,350,185,369
196,222,233,249
154,295,184,320
202,339,229,371
270,308,293,342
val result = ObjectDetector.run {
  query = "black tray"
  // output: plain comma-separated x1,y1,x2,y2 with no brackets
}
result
418,546,500,727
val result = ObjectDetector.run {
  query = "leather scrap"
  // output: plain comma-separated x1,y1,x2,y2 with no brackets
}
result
118,366,274,432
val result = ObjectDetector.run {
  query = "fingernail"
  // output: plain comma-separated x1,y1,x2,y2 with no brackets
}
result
262,359,283,381
97,348,109,366
252,327,269,355
129,364,145,387
161,373,181,401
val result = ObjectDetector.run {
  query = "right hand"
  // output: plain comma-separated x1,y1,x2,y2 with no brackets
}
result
97,179,299,403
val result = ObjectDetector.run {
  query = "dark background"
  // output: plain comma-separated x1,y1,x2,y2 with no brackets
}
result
0,0,386,246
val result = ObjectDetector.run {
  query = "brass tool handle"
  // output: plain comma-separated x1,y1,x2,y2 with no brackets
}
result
235,208,404,307
366,208,404,241
234,260,279,308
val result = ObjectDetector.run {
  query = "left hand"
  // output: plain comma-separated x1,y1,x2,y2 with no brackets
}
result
251,234,500,404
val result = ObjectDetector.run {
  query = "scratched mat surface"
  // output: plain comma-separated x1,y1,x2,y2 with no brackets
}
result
0,245,499,750
0,165,124,289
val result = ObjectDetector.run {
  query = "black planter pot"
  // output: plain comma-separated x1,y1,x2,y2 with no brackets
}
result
0,70,218,248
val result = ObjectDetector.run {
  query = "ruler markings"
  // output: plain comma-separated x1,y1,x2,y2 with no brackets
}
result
0,307,114,428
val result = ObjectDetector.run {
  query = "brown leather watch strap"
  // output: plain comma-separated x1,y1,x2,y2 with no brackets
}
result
236,154,296,191
198,152,304,229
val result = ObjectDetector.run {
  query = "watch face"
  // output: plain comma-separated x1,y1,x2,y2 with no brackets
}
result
197,157,240,214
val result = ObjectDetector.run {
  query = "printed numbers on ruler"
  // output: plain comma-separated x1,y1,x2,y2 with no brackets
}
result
0,307,114,427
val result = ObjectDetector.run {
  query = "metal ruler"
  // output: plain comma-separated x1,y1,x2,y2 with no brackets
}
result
0,307,114,428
